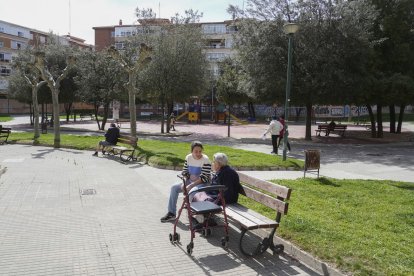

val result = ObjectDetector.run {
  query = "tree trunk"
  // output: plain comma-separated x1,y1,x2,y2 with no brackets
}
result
51,88,61,148
32,86,40,140
160,100,165,134
101,102,110,130
389,104,396,133
166,102,174,133
227,106,231,137
64,102,73,122
29,103,33,125
305,102,312,140
94,104,101,130
248,102,255,119
397,104,405,134
128,73,137,138
376,104,383,138
367,104,376,138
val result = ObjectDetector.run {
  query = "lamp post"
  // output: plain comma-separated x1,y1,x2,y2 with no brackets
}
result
282,23,299,161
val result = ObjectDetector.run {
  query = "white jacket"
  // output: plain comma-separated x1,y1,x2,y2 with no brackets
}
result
264,120,283,135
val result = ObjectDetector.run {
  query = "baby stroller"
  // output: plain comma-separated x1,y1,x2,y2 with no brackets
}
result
169,174,230,255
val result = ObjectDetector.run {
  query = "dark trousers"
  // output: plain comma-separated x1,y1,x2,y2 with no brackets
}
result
271,135,279,153
278,136,291,151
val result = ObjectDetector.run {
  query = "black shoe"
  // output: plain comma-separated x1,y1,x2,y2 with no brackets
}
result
92,152,98,156
160,212,176,223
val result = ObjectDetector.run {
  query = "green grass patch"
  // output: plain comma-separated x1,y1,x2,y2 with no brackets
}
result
0,115,12,122
239,177,414,275
8,132,303,170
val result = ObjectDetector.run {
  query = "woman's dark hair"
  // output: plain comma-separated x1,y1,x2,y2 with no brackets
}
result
191,141,203,151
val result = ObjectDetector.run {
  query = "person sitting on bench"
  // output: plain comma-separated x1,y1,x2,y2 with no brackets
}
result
92,123,120,156
160,141,211,223
191,152,241,228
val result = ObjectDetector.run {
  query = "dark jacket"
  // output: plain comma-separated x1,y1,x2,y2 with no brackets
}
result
211,165,241,204
105,127,120,145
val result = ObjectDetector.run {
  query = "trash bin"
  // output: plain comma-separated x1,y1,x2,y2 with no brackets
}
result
304,149,320,178
41,122,47,134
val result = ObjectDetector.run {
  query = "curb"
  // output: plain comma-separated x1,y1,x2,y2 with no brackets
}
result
274,236,346,276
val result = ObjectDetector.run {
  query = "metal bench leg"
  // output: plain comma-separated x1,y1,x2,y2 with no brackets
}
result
239,228,272,257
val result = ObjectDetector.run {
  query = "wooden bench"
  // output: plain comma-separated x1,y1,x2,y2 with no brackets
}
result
103,134,138,162
315,124,347,137
0,125,11,145
115,119,130,128
225,172,292,256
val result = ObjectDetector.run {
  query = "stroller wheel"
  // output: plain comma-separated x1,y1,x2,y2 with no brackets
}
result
169,233,173,242
174,233,180,242
186,242,194,255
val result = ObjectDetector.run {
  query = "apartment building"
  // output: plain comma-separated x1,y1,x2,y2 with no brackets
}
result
93,19,238,116
93,19,237,77
0,20,91,113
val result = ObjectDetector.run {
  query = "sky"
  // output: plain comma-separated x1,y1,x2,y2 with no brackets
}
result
0,0,246,45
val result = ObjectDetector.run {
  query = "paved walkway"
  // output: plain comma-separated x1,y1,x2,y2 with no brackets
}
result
0,145,318,276
1,116,414,275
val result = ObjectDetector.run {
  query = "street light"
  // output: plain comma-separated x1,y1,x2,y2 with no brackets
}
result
282,23,299,161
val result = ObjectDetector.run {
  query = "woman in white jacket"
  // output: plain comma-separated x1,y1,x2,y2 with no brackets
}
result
263,116,283,154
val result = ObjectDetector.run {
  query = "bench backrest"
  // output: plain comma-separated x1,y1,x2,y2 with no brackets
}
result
0,126,11,133
237,172,291,215
118,134,138,147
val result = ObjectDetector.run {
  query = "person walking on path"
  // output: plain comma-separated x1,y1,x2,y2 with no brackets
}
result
92,123,120,156
263,116,283,154
160,141,211,222
169,112,176,131
278,115,291,152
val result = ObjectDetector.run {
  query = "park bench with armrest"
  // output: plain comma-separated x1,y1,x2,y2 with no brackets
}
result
0,125,11,145
103,134,138,162
315,124,347,137
225,171,292,257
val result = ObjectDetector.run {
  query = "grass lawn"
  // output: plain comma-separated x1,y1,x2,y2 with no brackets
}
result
239,177,414,275
8,132,304,170
0,115,12,122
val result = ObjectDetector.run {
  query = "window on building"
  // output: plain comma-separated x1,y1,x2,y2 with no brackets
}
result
115,42,124,50
111,31,115,37
206,53,228,61
0,41,3,48
18,31,24,37
0,52,12,62
0,66,11,76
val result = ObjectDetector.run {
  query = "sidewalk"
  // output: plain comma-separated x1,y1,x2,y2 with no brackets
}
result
0,145,321,276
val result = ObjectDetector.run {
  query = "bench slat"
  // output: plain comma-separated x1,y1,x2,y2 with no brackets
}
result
237,172,291,199
226,203,278,230
242,185,289,214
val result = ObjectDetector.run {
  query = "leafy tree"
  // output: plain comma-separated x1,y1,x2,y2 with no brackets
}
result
109,41,152,137
137,9,207,133
230,0,377,140
33,36,76,148
75,49,125,130
10,48,48,140
367,0,414,136
216,57,249,136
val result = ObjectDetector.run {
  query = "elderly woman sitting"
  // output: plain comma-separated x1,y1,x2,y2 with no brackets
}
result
192,152,241,204
191,152,241,229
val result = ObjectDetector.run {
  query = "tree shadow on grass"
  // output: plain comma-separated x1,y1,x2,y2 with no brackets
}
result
136,146,183,167
316,177,341,187
390,182,414,191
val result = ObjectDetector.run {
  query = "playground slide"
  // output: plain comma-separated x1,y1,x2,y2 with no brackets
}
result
229,113,248,124
175,111,189,121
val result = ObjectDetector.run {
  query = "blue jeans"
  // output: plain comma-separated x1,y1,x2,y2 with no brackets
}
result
168,182,182,215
